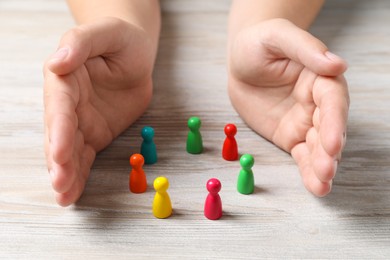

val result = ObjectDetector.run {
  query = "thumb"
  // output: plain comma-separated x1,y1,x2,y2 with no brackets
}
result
262,19,347,76
46,28,91,75
46,18,130,75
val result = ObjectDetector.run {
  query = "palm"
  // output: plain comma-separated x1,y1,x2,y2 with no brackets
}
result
230,52,321,151
71,53,152,152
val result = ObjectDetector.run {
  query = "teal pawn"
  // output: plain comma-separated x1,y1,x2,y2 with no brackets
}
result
237,154,255,194
186,117,203,154
140,126,157,165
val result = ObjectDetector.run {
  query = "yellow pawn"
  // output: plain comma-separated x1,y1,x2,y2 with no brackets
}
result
152,176,172,219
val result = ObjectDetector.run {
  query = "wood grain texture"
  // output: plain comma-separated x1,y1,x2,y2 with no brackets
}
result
0,0,389,258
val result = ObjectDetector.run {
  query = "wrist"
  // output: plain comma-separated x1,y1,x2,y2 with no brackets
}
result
67,0,160,44
228,0,324,42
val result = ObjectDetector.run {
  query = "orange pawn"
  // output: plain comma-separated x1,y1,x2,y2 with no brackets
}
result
129,154,147,193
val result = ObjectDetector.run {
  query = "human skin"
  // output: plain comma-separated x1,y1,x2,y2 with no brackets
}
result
227,0,349,196
43,0,160,206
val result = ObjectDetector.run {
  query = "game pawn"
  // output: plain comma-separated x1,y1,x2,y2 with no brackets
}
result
204,178,222,220
222,123,238,161
186,116,203,154
237,154,255,195
140,126,157,165
152,176,172,219
129,154,147,193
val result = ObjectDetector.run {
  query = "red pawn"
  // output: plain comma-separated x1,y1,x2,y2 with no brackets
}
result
129,154,147,193
222,123,238,161
204,178,222,220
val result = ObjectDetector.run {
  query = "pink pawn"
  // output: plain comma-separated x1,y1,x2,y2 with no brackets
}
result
222,123,238,161
204,178,222,220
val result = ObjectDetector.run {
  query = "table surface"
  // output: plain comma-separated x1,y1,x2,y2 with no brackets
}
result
1,0,390,259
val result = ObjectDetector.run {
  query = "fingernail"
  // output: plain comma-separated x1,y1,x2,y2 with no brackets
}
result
51,47,69,61
49,168,56,180
325,51,342,62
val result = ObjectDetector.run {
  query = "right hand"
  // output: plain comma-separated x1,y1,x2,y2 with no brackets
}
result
44,17,155,206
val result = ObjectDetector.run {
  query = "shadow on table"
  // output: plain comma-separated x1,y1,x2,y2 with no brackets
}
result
319,119,390,248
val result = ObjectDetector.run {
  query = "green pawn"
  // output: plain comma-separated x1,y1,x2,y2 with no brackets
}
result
186,116,203,154
237,154,255,195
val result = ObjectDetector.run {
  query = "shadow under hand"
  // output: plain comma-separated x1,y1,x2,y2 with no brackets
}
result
320,120,390,217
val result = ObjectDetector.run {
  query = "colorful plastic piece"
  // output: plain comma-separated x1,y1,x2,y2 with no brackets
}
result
152,176,172,219
129,154,147,193
237,154,255,195
222,123,238,161
186,116,203,154
140,126,157,165
204,178,222,220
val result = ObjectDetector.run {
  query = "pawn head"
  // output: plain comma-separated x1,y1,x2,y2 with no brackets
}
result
188,116,201,131
206,178,221,194
224,123,237,137
154,176,169,192
141,126,155,140
130,153,144,168
240,154,254,170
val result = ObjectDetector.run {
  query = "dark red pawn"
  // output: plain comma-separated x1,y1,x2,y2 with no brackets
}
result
222,123,238,161
204,178,222,220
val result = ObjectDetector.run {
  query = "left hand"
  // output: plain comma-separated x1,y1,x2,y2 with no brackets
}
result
228,19,349,196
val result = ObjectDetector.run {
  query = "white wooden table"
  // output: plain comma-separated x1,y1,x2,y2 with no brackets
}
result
1,0,389,258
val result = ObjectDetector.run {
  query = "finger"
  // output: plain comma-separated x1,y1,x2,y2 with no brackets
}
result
312,107,320,131
54,145,95,207
305,127,317,153
292,143,332,197
305,124,338,183
44,72,79,166
261,19,347,76
50,159,77,194
55,177,86,207
313,75,349,157
44,124,52,170
312,137,338,182
46,17,133,75
49,128,88,194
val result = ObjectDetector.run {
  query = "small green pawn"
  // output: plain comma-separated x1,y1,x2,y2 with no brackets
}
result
186,116,203,154
237,154,255,195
